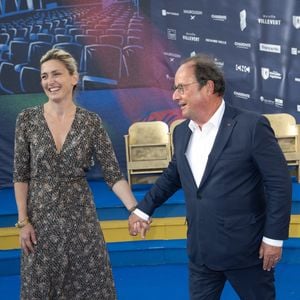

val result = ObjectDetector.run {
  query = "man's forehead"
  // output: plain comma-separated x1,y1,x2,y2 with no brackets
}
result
175,63,195,78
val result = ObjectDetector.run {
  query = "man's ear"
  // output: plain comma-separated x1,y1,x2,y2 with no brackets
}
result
206,80,215,95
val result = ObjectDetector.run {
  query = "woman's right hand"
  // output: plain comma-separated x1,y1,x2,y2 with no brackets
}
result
20,223,37,255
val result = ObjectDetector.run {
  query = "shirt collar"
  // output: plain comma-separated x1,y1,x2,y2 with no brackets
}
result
188,99,225,132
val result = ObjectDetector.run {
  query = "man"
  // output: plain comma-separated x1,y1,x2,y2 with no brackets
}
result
128,54,292,299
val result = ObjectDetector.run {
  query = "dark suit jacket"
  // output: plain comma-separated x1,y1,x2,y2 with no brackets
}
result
137,104,292,271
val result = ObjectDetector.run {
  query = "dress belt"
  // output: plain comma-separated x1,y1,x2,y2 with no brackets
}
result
31,176,86,183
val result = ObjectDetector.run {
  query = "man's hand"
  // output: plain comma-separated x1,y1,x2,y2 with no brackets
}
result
128,213,151,239
259,241,282,271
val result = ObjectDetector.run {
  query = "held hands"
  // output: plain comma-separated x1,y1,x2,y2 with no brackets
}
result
19,223,37,255
128,213,151,239
259,241,282,271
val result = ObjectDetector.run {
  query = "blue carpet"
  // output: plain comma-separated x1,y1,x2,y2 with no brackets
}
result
0,263,299,300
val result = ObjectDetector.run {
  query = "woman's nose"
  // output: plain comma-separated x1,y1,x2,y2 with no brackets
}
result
47,76,55,84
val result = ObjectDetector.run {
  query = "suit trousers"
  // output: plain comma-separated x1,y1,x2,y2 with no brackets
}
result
189,261,275,300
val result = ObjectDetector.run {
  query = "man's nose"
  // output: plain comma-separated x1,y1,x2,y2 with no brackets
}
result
172,89,180,101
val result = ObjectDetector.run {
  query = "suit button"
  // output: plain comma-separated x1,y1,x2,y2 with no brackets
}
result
197,191,202,199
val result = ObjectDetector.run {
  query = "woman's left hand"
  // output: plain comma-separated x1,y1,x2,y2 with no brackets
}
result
20,223,37,255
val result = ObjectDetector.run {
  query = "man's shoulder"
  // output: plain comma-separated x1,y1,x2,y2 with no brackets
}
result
225,103,263,121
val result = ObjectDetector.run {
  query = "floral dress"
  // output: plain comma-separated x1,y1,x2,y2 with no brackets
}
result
13,105,123,300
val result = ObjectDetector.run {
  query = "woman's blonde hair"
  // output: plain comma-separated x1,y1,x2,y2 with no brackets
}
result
40,48,78,76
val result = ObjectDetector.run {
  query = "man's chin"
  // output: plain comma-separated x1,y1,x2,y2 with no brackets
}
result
181,109,188,119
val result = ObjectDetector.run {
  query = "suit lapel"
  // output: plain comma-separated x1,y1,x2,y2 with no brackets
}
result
198,105,237,190
179,122,198,187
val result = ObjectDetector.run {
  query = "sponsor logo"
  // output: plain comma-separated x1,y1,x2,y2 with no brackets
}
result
260,96,274,105
235,64,251,73
234,41,251,49
183,9,203,15
166,74,174,80
261,68,269,80
163,52,181,62
163,52,181,59
167,29,177,40
274,98,283,108
205,38,227,45
259,43,281,53
162,9,179,16
260,96,284,107
211,14,227,21
258,15,281,25
291,47,300,55
261,67,282,80
183,32,200,42
240,10,247,31
233,91,250,99
214,58,224,68
293,16,300,29
183,9,203,20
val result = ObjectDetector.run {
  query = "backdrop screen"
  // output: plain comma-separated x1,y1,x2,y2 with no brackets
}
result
1,0,300,188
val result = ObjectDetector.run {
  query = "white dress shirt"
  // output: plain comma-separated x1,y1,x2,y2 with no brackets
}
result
186,100,225,187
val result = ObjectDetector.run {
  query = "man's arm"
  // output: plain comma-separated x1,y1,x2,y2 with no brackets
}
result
128,153,182,237
252,116,292,270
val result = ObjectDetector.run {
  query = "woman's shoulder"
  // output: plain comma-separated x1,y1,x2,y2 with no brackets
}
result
77,106,102,122
17,105,41,120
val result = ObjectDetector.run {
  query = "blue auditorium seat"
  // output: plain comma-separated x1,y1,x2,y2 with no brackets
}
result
15,41,52,72
20,67,43,94
75,34,98,45
99,34,124,47
54,34,73,43
82,44,122,89
0,41,29,94
53,42,83,72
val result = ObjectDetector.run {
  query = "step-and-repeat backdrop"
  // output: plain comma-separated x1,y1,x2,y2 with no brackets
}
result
152,0,300,116
0,0,299,187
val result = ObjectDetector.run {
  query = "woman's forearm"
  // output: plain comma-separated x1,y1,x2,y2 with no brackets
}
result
112,179,137,211
14,182,29,221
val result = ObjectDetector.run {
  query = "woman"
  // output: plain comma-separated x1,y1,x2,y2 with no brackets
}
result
13,48,142,299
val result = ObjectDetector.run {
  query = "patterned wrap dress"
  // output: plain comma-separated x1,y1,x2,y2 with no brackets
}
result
13,105,122,299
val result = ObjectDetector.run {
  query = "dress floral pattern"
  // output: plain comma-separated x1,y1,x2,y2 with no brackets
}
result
13,105,123,299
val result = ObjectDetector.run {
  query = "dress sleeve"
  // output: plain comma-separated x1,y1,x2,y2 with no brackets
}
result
92,114,124,188
13,111,30,183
